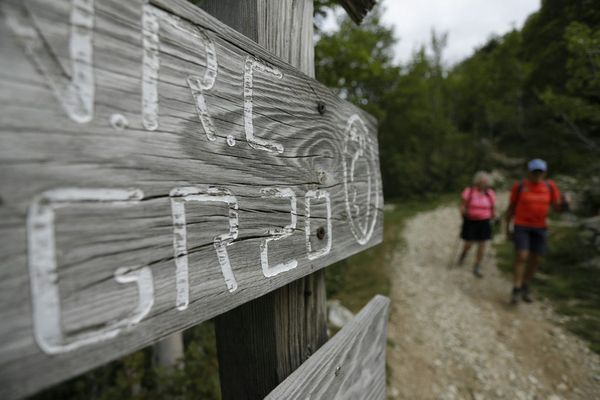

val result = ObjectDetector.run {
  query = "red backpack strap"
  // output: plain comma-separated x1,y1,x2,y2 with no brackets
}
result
466,186,474,208
483,189,495,215
513,180,525,207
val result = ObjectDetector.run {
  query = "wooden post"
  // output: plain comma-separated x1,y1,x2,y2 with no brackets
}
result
153,332,185,369
199,1,328,399
266,296,389,400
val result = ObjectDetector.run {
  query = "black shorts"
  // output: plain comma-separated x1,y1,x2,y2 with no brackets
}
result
513,225,548,255
461,218,492,242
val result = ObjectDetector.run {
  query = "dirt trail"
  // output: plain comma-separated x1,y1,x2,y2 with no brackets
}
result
386,203,600,400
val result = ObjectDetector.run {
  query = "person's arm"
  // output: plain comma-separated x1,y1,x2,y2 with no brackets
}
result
505,183,518,236
459,188,468,217
460,198,467,217
550,181,568,213
505,203,515,234
561,192,572,213
490,190,498,220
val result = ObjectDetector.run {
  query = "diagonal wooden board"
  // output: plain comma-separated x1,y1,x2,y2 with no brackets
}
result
265,295,390,400
0,0,382,398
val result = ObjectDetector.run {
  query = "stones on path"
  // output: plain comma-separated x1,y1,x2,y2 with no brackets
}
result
385,202,600,400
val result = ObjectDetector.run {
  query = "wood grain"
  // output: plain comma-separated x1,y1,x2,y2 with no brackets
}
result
0,0,382,398
265,295,390,400
200,0,314,78
203,2,329,400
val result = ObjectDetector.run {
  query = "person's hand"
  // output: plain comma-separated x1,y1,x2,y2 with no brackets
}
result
561,192,573,213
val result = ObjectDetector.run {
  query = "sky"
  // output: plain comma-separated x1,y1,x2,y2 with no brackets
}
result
323,0,540,66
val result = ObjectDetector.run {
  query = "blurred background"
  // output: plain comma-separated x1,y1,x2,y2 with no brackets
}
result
314,0,599,200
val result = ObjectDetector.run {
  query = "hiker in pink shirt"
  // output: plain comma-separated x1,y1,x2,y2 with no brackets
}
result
458,171,496,278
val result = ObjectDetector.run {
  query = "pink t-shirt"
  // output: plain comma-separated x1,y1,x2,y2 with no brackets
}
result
461,187,496,220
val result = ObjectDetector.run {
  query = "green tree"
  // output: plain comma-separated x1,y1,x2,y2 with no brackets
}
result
540,21,600,153
315,5,400,121
316,10,479,198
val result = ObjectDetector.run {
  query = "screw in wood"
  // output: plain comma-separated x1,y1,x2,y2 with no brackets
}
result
317,101,326,115
317,171,327,184
316,226,326,240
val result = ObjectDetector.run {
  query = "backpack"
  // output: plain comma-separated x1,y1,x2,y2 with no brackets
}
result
513,179,570,213
513,179,554,207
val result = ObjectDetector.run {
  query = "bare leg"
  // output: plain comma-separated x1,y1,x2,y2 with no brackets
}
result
513,250,529,288
510,250,529,304
475,241,486,266
524,253,542,284
472,241,486,278
459,241,473,264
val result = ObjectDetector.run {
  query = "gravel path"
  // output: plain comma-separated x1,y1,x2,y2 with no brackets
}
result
386,203,600,400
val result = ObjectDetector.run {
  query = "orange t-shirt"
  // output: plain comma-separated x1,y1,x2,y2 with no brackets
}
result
510,179,561,228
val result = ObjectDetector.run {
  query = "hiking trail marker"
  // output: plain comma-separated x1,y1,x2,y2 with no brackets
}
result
0,0,385,398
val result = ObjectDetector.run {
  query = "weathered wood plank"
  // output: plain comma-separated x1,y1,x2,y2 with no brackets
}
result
0,0,383,398
200,0,314,78
265,295,390,400
202,2,329,400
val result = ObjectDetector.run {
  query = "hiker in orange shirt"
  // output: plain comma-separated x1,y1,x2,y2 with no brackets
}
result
505,159,568,305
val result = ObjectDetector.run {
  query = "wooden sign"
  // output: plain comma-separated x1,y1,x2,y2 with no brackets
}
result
265,295,390,400
0,0,382,398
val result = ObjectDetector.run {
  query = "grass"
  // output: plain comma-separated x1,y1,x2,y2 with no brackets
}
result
325,194,456,313
495,224,600,354
32,322,221,400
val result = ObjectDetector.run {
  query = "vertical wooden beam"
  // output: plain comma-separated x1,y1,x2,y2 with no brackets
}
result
199,0,314,77
199,1,327,399
153,332,185,369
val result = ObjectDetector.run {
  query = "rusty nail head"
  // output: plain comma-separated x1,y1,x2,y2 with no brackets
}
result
317,101,326,115
316,226,326,240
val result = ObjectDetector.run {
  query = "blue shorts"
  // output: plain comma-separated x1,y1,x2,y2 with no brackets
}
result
513,225,548,255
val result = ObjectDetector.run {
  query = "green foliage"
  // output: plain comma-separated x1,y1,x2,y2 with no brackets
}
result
31,323,221,400
540,21,600,154
316,8,478,199
450,30,526,145
315,6,399,121
451,0,600,173
314,0,339,19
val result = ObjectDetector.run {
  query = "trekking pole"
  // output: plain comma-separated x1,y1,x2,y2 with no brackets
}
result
484,217,502,269
447,232,462,270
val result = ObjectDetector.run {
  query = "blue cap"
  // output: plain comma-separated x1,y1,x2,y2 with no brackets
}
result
528,158,547,172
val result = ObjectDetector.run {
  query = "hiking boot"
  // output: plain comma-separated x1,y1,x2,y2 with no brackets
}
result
510,288,520,305
473,264,483,278
521,284,533,303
